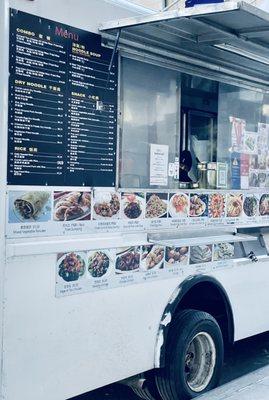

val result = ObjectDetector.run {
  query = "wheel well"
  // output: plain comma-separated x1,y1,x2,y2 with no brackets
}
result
176,281,233,345
155,276,234,368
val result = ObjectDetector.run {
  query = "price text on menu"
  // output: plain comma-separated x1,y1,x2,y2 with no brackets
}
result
8,9,117,186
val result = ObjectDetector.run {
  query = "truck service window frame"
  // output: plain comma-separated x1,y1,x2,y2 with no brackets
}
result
119,55,269,192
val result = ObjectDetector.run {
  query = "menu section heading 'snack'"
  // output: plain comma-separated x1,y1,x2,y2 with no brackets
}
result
8,9,117,187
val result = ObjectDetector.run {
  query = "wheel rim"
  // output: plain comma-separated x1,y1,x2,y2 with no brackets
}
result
184,331,216,393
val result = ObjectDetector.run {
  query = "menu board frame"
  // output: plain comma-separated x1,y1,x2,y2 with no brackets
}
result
7,9,118,187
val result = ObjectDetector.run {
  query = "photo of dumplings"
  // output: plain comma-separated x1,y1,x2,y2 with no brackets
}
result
54,191,91,221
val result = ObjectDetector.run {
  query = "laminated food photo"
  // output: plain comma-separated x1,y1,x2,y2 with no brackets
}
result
226,194,243,218
165,246,189,266
87,250,114,279
190,245,212,264
189,194,208,217
57,252,86,282
213,243,235,261
141,245,165,270
115,247,141,273
168,193,189,218
93,190,120,220
9,190,52,223
146,193,168,219
121,193,145,220
243,195,259,217
53,191,91,221
209,193,226,218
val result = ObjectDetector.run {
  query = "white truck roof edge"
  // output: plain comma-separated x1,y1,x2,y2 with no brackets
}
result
103,0,156,14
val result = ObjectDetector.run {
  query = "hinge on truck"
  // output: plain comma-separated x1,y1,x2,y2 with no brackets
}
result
106,28,121,89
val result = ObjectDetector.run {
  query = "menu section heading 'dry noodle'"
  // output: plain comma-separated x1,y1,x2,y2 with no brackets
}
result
8,10,117,187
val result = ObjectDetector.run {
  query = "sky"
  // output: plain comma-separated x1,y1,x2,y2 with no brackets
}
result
260,0,269,11
251,0,269,10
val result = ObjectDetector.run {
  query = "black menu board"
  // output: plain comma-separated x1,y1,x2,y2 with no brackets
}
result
8,9,117,186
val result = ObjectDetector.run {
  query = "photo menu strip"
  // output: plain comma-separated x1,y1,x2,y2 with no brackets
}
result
8,9,117,186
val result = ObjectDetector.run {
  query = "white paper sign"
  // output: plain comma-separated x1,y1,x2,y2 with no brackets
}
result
150,144,169,186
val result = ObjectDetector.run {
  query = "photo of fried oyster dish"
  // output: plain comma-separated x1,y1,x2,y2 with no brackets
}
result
146,194,167,218
58,252,86,282
141,245,164,270
93,192,120,219
54,191,91,221
165,246,189,265
88,251,110,278
14,191,50,221
227,194,243,218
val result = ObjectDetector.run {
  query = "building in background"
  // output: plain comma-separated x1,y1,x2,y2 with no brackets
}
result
127,0,269,11
125,0,163,10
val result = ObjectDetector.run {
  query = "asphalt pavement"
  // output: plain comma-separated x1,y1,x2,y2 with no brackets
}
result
70,331,269,400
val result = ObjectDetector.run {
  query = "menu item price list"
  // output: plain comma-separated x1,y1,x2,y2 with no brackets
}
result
7,9,117,186
8,81,65,185
67,92,117,186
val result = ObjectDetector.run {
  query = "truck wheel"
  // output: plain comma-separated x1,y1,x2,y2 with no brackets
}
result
155,309,224,400
132,386,156,400
131,371,162,400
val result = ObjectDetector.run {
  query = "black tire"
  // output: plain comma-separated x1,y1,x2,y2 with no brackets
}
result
155,309,224,400
131,371,162,400
132,386,155,400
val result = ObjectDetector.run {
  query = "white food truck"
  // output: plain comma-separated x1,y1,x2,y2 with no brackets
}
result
1,0,269,399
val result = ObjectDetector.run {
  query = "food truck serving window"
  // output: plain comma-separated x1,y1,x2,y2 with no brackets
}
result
120,58,180,189
119,57,269,193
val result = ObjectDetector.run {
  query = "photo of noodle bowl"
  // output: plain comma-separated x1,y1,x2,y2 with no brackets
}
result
169,193,189,218
10,191,51,223
227,194,243,218
54,191,91,221
146,193,168,218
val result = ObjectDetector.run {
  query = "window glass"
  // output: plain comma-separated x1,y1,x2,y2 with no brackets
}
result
120,57,269,191
217,84,269,190
120,58,180,189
